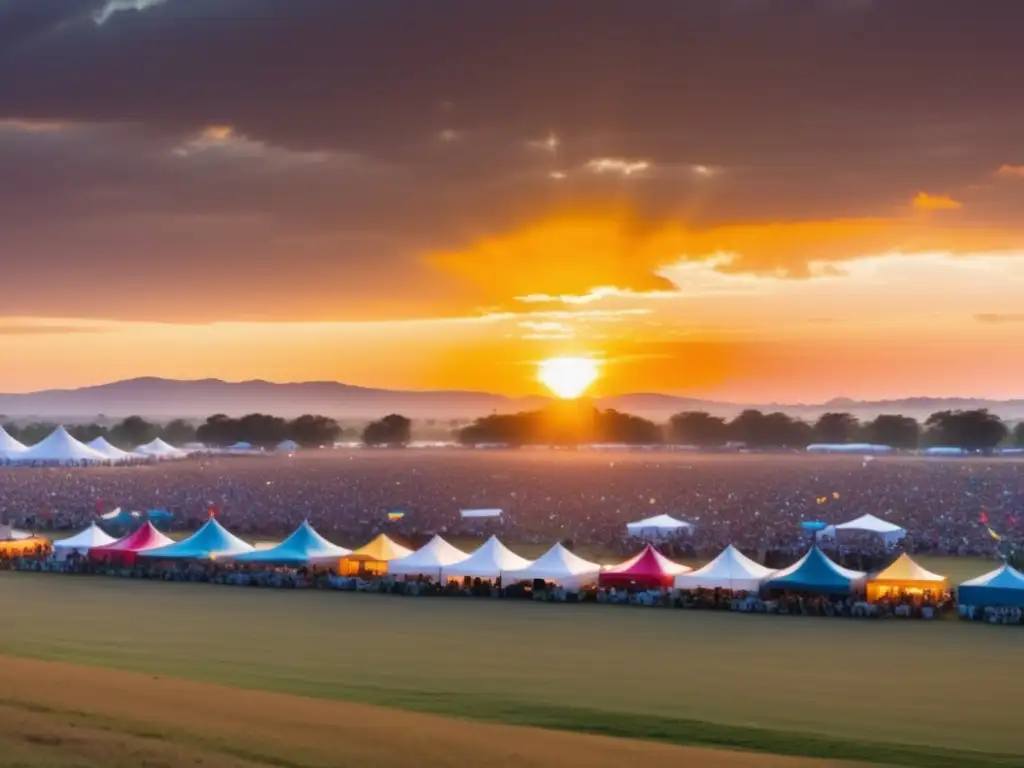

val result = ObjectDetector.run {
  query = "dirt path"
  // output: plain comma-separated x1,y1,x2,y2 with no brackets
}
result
0,656,865,768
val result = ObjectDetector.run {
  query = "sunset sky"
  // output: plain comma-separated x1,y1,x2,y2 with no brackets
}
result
4,0,1024,402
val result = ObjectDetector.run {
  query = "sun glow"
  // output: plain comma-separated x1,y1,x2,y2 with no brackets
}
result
537,356,600,399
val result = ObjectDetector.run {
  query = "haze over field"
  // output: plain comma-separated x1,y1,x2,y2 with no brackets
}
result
2,377,1024,421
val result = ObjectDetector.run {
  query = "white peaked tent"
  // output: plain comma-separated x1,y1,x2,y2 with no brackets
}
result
626,514,692,540
503,543,602,589
0,426,28,458
13,426,109,465
441,535,531,582
136,438,186,459
52,523,117,560
674,545,775,592
88,437,138,462
819,514,906,546
389,535,471,579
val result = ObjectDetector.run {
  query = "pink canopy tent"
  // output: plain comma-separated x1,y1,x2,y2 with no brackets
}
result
599,544,691,589
89,521,174,566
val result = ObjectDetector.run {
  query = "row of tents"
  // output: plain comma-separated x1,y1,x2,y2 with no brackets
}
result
47,519,1024,606
0,426,187,464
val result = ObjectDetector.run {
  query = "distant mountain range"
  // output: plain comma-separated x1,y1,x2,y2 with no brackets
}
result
0,378,1022,423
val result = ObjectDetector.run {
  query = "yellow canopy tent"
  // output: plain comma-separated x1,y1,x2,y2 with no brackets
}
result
0,536,51,558
338,534,413,576
867,553,948,601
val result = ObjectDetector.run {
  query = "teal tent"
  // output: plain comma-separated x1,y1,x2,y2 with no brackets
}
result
233,521,351,566
140,518,253,560
958,564,1024,607
766,546,865,594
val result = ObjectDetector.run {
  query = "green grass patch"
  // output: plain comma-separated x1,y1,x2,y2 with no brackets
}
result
0,573,1019,766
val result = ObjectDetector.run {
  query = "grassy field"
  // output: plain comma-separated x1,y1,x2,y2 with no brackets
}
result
0,575,1020,766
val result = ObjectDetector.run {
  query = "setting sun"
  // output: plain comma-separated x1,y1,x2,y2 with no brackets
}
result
537,356,600,400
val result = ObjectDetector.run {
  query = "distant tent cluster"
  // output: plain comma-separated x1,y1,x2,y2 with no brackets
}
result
0,426,189,466
16,515,1024,615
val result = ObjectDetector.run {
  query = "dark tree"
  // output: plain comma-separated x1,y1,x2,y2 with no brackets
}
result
1014,422,1024,448
924,409,1008,451
812,412,860,444
669,411,728,446
109,416,157,448
289,414,341,447
67,423,107,443
596,409,662,444
15,422,58,445
865,414,920,449
196,414,235,446
728,410,810,448
363,414,412,447
161,419,197,445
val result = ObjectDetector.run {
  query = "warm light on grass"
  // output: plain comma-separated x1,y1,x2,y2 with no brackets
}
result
538,356,600,399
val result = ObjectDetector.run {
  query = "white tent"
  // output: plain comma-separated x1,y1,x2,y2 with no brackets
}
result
460,508,503,519
12,426,109,465
806,443,893,455
625,514,692,540
0,524,33,540
0,426,28,458
673,545,775,592
440,535,531,582
52,523,117,560
819,514,906,546
277,440,299,453
88,437,139,462
136,438,186,459
503,543,602,589
389,535,470,579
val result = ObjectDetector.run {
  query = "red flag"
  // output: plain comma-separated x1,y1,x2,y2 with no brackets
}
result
979,509,989,525
95,497,103,516
1009,515,1018,526
208,505,218,518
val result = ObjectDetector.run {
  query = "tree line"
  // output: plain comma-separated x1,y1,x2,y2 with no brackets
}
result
454,406,1023,450
1,414,346,450
3,407,1022,451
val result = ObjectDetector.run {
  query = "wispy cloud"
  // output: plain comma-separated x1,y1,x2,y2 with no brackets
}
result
93,0,171,26
975,313,1024,324
994,164,1024,180
585,157,650,177
526,132,560,153
437,129,464,143
0,119,68,134
912,191,962,211
173,125,336,167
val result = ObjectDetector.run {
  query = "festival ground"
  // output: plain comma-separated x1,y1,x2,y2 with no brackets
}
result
0,574,1019,767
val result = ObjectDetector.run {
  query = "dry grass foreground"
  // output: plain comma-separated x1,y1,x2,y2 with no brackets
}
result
0,657,865,768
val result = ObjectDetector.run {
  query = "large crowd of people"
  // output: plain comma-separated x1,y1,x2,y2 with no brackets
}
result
0,450,1020,562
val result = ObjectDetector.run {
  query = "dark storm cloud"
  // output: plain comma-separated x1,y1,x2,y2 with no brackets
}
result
2,0,1024,321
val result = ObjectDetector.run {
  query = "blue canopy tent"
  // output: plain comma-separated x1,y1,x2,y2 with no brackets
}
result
140,518,253,560
958,564,1024,607
232,521,351,566
766,546,866,595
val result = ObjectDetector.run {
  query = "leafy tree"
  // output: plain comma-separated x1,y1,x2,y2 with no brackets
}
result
196,414,235,446
727,410,810,448
161,419,197,445
812,412,860,444
865,414,920,449
669,411,728,446
924,409,1007,452
110,416,157,448
67,423,107,443
16,422,59,445
1013,422,1024,448
596,409,662,444
289,414,341,447
363,414,412,447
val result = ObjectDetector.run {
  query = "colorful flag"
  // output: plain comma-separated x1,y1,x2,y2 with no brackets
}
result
387,511,405,522
987,527,1002,541
979,509,989,525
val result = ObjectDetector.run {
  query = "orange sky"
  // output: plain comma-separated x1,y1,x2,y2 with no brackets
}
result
6,3,1024,402
6,213,1024,401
